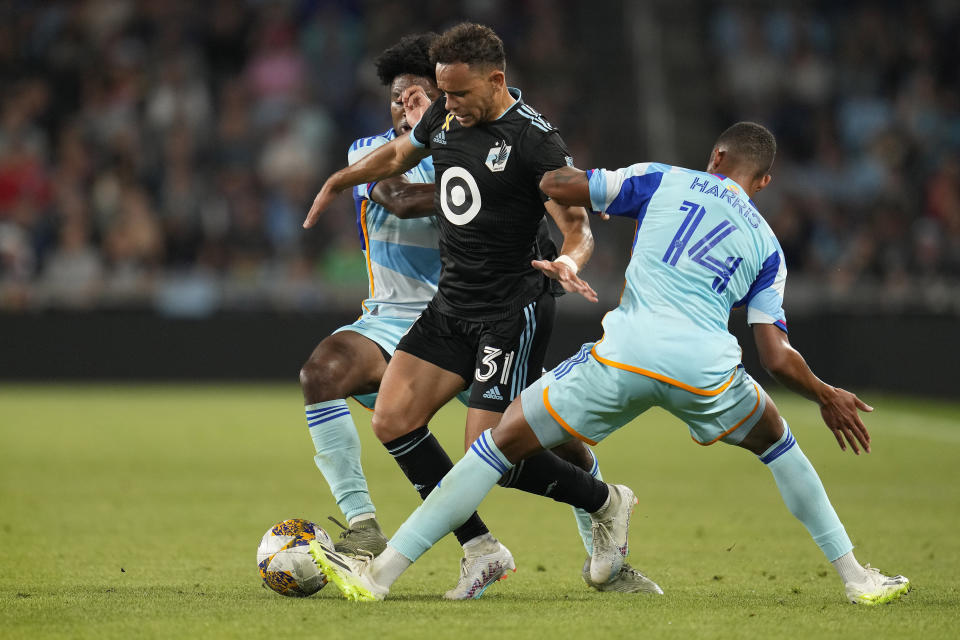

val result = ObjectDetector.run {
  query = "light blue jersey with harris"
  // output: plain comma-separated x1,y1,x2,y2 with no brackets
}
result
587,163,787,392
349,128,440,320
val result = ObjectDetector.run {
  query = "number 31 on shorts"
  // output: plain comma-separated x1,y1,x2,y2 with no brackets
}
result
475,347,515,384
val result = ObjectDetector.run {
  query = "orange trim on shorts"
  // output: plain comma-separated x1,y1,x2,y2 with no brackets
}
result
589,342,736,397
691,382,761,447
360,199,373,313
350,398,374,413
543,386,597,446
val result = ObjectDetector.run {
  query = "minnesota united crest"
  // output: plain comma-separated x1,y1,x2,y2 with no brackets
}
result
485,142,512,172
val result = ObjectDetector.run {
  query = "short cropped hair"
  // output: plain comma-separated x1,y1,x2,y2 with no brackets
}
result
429,23,505,71
713,122,777,177
374,33,438,86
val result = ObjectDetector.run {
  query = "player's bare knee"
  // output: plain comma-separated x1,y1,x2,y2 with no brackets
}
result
299,351,350,401
550,439,593,472
370,408,418,443
491,408,543,464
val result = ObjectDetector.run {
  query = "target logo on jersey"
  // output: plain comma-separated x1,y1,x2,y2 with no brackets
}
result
440,167,482,225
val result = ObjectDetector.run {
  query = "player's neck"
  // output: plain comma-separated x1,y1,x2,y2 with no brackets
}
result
721,171,760,199
490,88,516,121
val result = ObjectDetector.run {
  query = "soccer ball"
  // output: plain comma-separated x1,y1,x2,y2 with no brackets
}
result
257,518,330,597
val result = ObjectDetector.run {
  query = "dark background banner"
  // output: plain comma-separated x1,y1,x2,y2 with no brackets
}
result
2,311,953,398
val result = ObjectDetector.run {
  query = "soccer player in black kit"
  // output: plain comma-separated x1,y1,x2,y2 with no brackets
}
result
304,23,659,598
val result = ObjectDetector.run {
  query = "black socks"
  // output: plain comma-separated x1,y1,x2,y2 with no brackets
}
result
384,425,489,545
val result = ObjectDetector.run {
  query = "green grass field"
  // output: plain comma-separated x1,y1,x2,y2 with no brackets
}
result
1,384,958,639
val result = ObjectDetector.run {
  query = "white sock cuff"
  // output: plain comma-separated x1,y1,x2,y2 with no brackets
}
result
348,513,376,527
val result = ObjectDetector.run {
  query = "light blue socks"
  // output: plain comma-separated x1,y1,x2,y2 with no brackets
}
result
760,419,853,561
389,429,511,562
305,400,375,522
573,449,602,554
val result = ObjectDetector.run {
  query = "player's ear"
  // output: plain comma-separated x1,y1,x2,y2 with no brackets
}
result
754,173,772,192
488,68,506,89
706,147,723,172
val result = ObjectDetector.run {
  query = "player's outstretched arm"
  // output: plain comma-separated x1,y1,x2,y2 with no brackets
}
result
540,166,590,207
303,136,430,229
535,199,598,303
371,177,435,219
753,323,873,454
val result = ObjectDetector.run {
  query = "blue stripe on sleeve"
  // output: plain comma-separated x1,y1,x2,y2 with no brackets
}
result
733,250,781,308
606,172,664,218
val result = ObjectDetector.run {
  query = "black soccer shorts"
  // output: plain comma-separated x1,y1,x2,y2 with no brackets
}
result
396,290,556,412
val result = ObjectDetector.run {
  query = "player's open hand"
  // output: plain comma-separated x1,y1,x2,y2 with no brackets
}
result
818,386,873,454
402,85,431,128
531,259,599,303
303,180,341,229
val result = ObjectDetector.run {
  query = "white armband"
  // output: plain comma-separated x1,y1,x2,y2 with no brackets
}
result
554,254,579,275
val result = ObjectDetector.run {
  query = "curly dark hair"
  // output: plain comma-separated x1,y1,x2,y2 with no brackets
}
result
374,33,439,86
429,23,505,71
713,122,777,177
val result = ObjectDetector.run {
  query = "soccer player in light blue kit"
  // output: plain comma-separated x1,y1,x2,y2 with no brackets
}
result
298,34,444,554
311,122,910,605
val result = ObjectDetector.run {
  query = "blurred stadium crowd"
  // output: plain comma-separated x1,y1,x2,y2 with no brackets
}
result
0,0,958,315
710,2,960,312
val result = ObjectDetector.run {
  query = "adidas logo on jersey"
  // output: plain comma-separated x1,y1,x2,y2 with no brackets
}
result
432,130,447,145
482,386,504,401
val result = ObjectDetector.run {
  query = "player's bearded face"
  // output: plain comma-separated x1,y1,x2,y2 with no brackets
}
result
436,62,498,127
391,74,438,134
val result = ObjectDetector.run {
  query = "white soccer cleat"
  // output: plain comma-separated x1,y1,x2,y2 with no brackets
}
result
308,539,388,602
589,484,637,585
844,565,910,605
443,539,517,600
582,557,664,594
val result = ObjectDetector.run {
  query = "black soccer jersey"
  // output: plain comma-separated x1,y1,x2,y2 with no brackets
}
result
411,88,572,321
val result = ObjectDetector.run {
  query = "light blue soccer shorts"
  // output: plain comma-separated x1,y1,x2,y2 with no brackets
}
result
520,342,766,449
333,313,471,410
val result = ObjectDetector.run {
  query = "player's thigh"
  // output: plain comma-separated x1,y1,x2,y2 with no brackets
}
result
470,291,556,413
664,367,767,447
300,329,390,401
328,315,414,409
372,352,468,442
519,343,654,450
